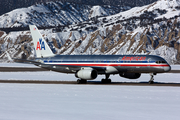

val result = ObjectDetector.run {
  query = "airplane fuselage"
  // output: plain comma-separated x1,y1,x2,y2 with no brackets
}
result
36,54,171,74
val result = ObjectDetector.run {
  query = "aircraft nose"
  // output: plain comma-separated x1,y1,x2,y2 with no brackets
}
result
164,64,171,72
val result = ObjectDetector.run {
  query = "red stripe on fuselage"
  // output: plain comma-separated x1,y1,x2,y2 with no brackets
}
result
50,63,169,67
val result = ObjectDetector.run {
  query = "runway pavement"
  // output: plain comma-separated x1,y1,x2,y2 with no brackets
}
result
0,67,179,86
0,80,180,86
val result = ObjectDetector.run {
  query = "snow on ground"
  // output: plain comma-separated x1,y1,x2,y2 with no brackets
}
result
0,63,180,120
0,71,179,83
171,65,180,70
0,84,180,120
0,63,179,83
0,63,38,68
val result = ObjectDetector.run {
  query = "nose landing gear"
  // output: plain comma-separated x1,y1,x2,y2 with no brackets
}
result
149,73,156,84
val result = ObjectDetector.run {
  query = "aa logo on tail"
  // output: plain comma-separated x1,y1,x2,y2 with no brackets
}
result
36,38,45,50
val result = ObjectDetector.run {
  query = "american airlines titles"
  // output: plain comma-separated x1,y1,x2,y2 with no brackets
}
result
121,56,146,61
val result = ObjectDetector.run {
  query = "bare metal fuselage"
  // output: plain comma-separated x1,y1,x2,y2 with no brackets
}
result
35,54,171,75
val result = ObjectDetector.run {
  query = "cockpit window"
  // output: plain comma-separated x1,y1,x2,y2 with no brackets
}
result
162,61,166,63
156,61,166,64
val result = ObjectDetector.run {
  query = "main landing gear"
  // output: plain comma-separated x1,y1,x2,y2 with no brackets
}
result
77,74,112,84
77,79,87,84
101,74,111,83
149,73,156,84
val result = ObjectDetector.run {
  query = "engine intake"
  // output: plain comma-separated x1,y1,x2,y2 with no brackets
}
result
75,69,98,80
119,73,141,79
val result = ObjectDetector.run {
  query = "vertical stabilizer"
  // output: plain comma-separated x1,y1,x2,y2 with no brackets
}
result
29,25,54,58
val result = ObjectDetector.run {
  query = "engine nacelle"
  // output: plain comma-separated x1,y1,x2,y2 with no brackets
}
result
119,73,141,79
75,69,98,80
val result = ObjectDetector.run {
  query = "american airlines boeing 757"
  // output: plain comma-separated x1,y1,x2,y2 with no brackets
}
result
15,25,171,84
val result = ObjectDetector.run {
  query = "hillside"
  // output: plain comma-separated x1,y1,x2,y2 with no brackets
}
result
0,1,130,28
0,0,180,64
0,0,158,16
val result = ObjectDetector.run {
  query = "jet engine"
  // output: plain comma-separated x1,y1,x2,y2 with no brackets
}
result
119,73,141,79
75,69,98,80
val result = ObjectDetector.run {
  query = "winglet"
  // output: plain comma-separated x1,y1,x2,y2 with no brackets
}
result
29,25,55,58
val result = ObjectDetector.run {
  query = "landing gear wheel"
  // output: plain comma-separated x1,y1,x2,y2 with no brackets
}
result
149,81,154,84
77,79,87,84
81,80,87,84
77,79,81,84
101,79,111,83
101,74,111,83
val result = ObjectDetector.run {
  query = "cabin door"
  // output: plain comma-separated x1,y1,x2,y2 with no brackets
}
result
118,57,122,66
147,58,151,71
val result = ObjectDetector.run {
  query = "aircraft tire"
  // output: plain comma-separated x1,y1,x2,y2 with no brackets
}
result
149,81,154,84
82,80,87,84
77,79,87,84
101,79,111,83
77,79,81,84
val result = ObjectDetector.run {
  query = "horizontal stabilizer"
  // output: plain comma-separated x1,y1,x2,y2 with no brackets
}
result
13,59,42,66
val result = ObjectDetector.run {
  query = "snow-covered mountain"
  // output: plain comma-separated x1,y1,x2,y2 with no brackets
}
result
89,6,108,18
0,0,158,16
0,1,129,28
0,0,180,64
